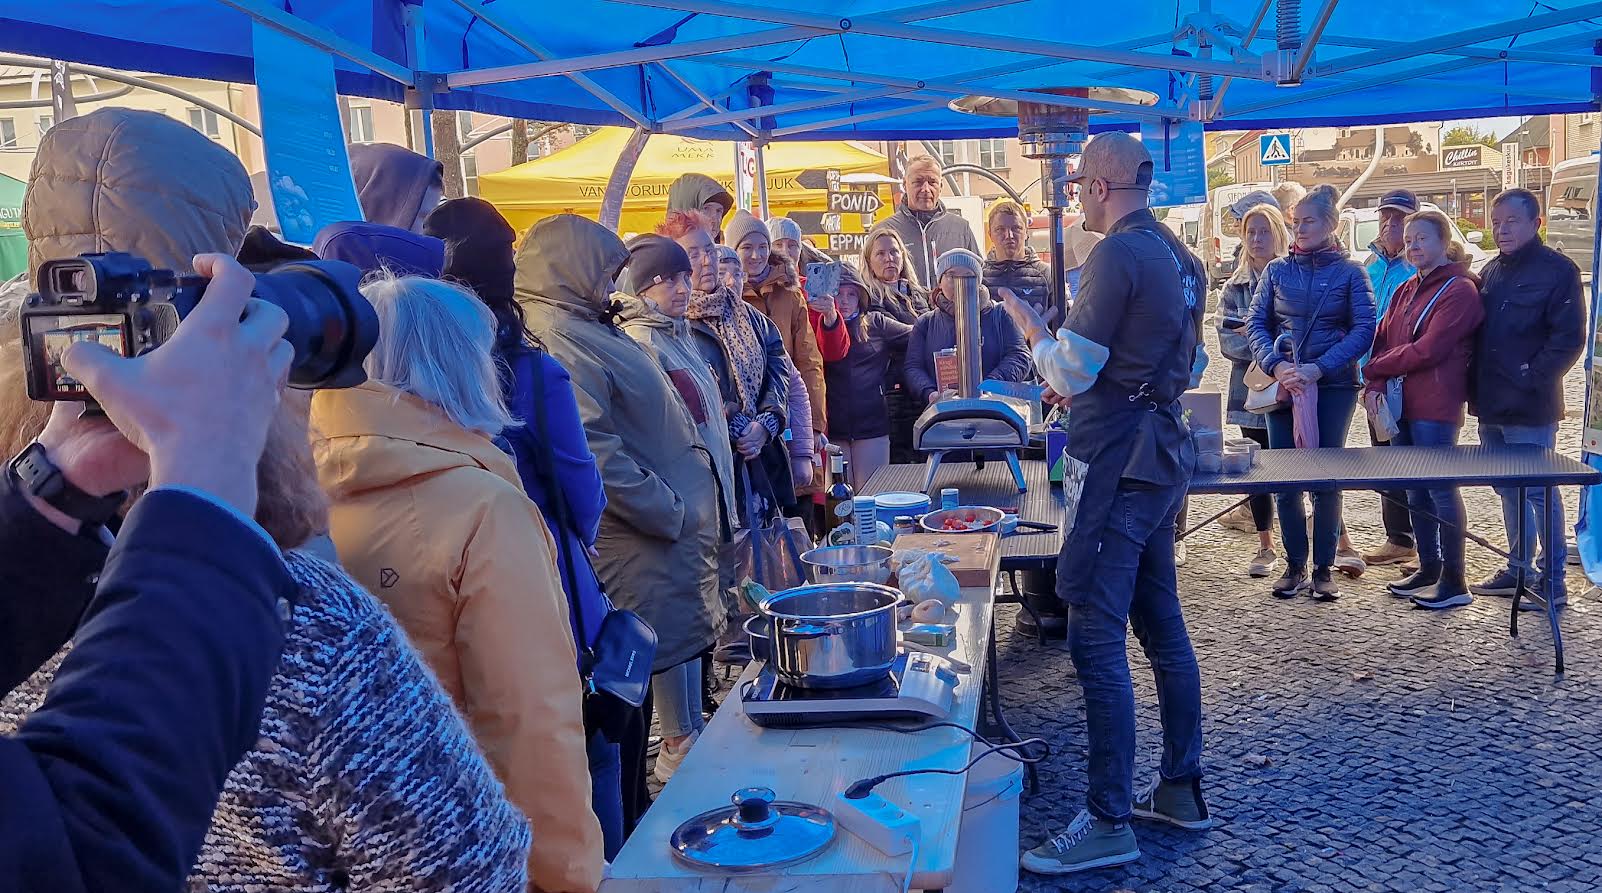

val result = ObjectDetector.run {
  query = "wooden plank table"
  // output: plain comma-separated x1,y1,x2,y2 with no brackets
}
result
601,545,999,892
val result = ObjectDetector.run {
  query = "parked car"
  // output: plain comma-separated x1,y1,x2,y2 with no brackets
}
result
1200,182,1273,286
1548,156,1595,279
1339,202,1491,274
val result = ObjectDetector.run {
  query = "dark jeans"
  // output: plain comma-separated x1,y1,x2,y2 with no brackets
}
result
1368,421,1416,548
1391,419,1466,577
586,728,624,859
1064,481,1204,823
1238,426,1273,532
1265,387,1358,570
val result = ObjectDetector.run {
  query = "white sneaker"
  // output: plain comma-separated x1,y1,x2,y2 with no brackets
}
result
1175,542,1188,567
1247,548,1279,578
1334,546,1366,578
653,730,699,784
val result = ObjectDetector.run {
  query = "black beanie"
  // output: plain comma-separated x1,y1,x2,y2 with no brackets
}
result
621,234,693,293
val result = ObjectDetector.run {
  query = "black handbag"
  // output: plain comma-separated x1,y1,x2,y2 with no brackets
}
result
526,348,656,709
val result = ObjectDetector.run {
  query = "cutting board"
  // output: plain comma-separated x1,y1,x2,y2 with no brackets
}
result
890,532,1000,588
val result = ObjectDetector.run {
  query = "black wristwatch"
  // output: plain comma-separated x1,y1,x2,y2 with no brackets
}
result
7,442,126,531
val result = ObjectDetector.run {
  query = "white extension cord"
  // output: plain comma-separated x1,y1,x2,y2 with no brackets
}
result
834,789,923,893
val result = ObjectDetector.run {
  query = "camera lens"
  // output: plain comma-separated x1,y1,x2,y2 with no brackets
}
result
249,260,378,389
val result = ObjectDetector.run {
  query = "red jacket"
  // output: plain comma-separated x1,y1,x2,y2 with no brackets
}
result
810,307,850,365
1363,262,1484,425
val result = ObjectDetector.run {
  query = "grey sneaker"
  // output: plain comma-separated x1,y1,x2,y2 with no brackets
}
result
1133,777,1216,830
1334,546,1367,578
1175,541,1188,567
1471,568,1521,597
1021,809,1140,875
1247,548,1279,578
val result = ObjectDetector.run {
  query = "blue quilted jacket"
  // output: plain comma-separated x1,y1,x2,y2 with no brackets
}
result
1247,243,1377,389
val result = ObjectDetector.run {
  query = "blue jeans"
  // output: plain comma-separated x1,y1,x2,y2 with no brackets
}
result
586,728,624,859
651,658,704,739
1391,419,1466,576
1479,422,1567,580
1065,482,1203,823
1265,387,1359,570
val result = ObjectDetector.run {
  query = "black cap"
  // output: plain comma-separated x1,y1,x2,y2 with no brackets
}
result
621,234,693,292
1378,189,1419,215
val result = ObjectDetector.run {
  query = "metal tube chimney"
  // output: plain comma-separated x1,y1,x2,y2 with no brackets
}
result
936,248,986,399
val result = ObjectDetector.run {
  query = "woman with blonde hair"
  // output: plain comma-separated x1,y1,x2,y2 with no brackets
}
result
1218,204,1288,578
860,223,930,462
1247,184,1376,602
1362,210,1485,609
311,273,603,893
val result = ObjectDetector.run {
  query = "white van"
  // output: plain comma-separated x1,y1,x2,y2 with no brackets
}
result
1201,182,1273,286
1339,203,1491,274
1547,157,1595,278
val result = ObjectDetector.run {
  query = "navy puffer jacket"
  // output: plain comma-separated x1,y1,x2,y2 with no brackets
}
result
1247,244,1377,389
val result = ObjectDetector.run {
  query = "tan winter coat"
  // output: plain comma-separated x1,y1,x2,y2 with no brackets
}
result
310,381,602,893
744,255,825,493
517,215,725,671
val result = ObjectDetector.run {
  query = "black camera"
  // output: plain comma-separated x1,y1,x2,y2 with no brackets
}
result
19,252,379,403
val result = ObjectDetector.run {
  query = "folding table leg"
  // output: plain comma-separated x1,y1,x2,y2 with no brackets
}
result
1545,485,1565,675
1512,486,1526,637
984,615,1039,795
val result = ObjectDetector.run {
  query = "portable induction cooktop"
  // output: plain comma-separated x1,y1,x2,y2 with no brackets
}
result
741,651,960,729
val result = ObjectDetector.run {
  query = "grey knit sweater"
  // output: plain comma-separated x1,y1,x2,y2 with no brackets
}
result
0,550,532,892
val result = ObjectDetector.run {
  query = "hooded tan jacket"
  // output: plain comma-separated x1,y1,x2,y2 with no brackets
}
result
517,215,724,672
743,254,827,444
311,381,602,893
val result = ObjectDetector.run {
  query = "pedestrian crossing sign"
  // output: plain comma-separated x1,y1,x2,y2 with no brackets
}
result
1260,133,1293,166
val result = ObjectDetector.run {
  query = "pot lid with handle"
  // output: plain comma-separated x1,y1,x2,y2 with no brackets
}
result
670,787,836,872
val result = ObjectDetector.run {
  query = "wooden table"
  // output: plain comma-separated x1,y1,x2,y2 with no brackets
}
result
600,547,1000,892
861,459,1066,571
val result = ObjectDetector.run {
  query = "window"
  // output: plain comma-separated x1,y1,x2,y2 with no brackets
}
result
461,153,479,196
36,114,53,138
978,138,1007,170
931,140,958,168
348,103,374,143
0,118,15,149
187,107,221,139
455,110,474,142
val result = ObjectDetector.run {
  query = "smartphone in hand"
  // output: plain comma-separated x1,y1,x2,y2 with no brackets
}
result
803,261,842,302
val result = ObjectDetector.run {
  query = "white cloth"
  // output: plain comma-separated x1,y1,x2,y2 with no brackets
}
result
1031,328,1110,397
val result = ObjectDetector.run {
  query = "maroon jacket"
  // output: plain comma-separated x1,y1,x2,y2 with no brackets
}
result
1363,262,1485,425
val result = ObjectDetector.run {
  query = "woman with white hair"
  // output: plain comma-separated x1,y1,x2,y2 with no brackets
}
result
310,274,603,893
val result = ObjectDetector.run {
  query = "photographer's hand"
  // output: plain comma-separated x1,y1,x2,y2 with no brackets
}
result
59,254,292,519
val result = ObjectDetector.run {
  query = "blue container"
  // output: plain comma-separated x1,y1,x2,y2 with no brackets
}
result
875,492,931,528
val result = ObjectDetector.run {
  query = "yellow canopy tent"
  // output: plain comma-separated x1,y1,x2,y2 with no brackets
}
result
479,128,892,240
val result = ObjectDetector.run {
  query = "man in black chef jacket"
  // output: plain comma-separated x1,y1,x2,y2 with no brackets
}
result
1002,132,1210,876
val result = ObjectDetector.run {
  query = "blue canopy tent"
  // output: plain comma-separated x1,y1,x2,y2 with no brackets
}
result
2,1,1601,138
4,0,1602,581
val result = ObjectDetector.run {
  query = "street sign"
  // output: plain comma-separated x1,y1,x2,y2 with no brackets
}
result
1259,133,1293,166
1501,141,1521,189
788,211,844,235
795,168,842,191
826,232,871,255
827,189,883,214
1441,145,1481,169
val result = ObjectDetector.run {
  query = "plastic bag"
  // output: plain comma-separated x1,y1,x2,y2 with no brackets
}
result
893,549,962,606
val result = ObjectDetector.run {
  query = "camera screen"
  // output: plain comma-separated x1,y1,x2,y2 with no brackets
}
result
26,314,129,397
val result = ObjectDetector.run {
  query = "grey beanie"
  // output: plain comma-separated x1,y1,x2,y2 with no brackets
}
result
725,210,770,252
766,216,803,244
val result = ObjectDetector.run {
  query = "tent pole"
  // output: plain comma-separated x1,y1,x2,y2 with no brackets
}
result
755,142,770,218
600,127,652,232
1312,2,1602,78
209,0,411,83
403,4,434,159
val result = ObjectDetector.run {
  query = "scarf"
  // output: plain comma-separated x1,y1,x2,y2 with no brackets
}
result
687,285,765,414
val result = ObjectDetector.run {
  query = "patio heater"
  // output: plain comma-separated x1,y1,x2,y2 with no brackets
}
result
951,86,1158,321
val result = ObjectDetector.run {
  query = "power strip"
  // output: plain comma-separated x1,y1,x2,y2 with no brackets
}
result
833,789,921,856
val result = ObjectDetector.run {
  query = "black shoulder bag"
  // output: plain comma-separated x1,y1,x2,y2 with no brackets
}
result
526,349,656,710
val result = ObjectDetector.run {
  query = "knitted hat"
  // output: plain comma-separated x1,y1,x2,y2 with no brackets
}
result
725,210,770,252
1229,190,1279,220
621,234,692,293
766,216,803,245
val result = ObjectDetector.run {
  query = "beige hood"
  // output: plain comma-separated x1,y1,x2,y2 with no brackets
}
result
514,213,629,319
23,108,253,280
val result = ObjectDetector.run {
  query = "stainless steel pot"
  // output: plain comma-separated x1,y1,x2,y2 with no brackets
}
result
757,583,901,689
799,544,894,585
744,614,774,664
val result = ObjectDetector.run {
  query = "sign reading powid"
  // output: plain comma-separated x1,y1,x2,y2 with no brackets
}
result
828,190,883,214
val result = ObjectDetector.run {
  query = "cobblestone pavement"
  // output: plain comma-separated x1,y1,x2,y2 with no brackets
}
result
1009,317,1601,893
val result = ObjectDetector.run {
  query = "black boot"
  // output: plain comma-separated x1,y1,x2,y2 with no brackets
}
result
1387,564,1442,598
